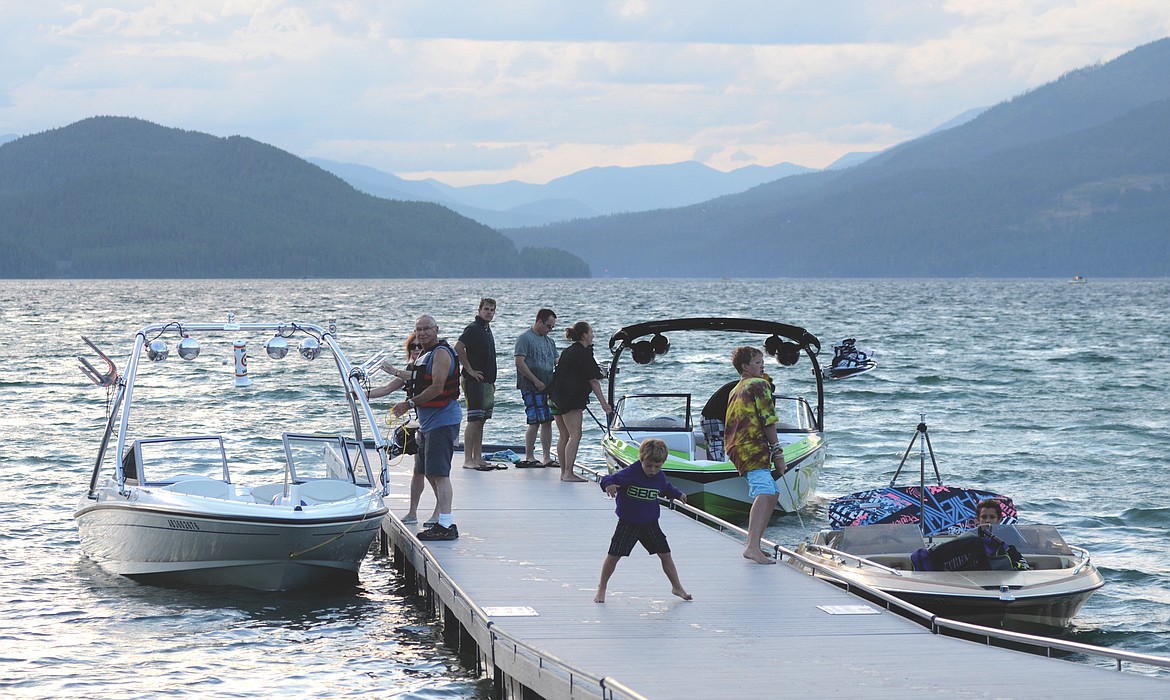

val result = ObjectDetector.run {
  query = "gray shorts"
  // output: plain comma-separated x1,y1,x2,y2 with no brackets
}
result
415,423,459,477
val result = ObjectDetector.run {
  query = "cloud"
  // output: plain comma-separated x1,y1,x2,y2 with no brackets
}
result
2,1,1168,184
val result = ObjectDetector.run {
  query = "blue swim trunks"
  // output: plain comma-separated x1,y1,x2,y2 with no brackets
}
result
521,389,552,425
744,468,778,499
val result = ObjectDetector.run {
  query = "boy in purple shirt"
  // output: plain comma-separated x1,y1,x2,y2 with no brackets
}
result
594,438,693,603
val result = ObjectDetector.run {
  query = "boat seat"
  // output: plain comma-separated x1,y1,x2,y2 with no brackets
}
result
251,482,290,504
164,479,232,499
299,479,359,503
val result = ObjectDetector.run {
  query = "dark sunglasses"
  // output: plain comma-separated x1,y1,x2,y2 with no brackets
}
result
410,343,422,349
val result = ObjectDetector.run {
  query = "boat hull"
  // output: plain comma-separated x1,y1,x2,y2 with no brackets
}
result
799,559,1102,629
895,587,1099,630
603,434,825,517
75,496,387,591
792,527,1105,630
824,361,876,380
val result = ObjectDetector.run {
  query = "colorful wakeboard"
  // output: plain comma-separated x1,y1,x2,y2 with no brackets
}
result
829,485,1016,536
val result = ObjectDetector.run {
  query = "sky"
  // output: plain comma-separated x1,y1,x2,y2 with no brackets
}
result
2,2,1168,186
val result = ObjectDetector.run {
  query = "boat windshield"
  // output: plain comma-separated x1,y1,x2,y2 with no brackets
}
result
831,523,1076,557
282,433,376,486
774,396,816,432
612,394,692,432
984,524,1074,556
833,524,927,555
134,436,230,484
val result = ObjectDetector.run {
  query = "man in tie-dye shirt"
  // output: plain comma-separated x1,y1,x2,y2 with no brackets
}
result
725,346,787,564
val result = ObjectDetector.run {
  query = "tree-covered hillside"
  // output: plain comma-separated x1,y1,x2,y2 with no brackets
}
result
0,117,589,278
505,38,1170,278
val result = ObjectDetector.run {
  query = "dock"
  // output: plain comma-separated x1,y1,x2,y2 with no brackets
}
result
379,463,1169,699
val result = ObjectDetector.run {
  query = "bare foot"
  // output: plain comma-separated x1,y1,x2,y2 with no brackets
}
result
672,586,693,601
743,549,777,565
594,590,606,603
462,463,478,469
561,474,588,482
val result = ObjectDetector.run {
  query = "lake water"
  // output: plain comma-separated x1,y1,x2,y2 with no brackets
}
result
2,278,1169,697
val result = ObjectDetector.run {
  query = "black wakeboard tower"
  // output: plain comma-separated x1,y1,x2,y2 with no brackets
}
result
604,317,824,432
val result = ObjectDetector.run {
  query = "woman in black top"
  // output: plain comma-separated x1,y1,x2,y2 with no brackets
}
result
548,321,612,481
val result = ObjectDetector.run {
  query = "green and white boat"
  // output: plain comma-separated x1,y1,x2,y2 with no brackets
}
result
600,318,826,518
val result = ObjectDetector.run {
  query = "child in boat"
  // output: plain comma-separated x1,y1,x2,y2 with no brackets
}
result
976,498,1004,526
594,438,692,603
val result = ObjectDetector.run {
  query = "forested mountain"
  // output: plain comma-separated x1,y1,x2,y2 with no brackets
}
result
4,38,1166,280
0,117,588,278
504,38,1170,277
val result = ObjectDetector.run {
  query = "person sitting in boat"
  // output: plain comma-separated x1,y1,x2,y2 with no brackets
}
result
700,380,736,461
976,498,1004,527
911,505,1028,572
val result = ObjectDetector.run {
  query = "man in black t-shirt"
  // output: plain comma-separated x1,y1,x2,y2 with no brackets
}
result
455,298,498,470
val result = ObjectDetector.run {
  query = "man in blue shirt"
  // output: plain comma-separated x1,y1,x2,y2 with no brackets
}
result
514,308,558,467
388,315,463,541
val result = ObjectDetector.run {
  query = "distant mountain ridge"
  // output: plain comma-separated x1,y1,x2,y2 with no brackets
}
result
503,38,1170,277
0,118,588,278
311,104,1000,226
311,158,815,229
311,108,993,226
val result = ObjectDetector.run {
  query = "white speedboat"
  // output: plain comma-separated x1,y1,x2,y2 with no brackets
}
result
790,420,1104,629
74,318,391,591
821,337,876,380
601,318,827,518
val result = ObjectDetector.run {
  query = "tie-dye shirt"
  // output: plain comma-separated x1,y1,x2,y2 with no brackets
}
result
724,377,777,476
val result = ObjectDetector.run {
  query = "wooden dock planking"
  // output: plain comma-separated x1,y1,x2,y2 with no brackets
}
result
379,463,1168,699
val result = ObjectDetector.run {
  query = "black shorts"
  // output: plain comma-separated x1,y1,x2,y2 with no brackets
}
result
607,519,671,557
463,378,494,422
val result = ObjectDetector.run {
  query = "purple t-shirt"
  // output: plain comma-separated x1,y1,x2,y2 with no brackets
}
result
599,461,684,525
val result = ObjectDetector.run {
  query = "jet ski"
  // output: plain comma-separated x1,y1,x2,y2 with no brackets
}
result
822,338,876,380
